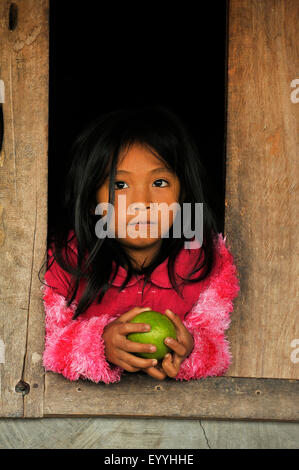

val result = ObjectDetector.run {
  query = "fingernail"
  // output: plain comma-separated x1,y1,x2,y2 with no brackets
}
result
150,346,156,352
152,359,157,365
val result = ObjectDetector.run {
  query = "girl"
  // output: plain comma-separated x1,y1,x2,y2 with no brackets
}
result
40,104,240,383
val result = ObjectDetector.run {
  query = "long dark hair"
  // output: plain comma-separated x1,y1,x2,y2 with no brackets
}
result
39,104,218,320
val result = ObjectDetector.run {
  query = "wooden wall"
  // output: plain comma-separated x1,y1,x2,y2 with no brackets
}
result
225,0,299,379
0,0,48,417
0,0,298,420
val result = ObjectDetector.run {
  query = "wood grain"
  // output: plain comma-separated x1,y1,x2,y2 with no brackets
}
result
1,417,298,449
0,0,48,417
225,0,299,378
44,372,299,422
1,0,298,421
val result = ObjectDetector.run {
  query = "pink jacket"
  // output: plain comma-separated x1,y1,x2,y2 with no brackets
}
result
41,231,240,383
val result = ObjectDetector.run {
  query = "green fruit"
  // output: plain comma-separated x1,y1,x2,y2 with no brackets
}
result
127,310,177,360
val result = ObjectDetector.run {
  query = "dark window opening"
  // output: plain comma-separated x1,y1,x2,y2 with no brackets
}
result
48,0,228,237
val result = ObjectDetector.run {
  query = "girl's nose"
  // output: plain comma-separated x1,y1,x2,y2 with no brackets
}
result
129,188,152,210
132,203,151,211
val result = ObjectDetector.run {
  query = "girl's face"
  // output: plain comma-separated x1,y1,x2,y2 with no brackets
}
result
95,142,181,250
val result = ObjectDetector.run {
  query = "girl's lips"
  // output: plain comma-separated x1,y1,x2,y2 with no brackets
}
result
129,222,157,225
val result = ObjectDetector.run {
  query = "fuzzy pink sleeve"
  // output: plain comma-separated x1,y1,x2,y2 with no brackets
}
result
41,248,124,384
175,234,240,381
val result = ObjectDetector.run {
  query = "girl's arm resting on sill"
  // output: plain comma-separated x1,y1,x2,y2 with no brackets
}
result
42,284,124,384
175,304,233,380
42,246,124,384
175,234,240,381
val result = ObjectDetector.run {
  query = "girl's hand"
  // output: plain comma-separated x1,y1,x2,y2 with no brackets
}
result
141,362,167,380
103,306,160,372
160,309,194,378
142,309,194,380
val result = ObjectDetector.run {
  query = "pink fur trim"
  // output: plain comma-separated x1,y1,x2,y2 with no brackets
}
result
42,285,124,384
176,233,240,380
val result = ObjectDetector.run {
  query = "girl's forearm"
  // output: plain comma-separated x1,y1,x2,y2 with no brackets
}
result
175,234,240,380
42,284,124,384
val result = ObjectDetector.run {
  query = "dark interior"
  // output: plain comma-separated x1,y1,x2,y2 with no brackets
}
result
48,1,228,236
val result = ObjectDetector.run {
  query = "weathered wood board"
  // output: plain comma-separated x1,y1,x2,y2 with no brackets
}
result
0,0,298,420
225,0,299,379
43,372,299,422
0,0,49,417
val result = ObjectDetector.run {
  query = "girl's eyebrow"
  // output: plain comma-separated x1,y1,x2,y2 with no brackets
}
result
116,167,173,175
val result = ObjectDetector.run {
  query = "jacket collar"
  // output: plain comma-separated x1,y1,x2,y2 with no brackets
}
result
108,240,205,289
67,230,206,289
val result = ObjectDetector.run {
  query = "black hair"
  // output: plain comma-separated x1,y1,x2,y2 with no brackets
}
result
39,104,218,320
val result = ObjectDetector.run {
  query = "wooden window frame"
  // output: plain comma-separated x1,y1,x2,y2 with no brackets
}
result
0,0,298,420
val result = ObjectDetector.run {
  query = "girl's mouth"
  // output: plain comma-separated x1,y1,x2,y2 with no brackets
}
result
129,221,157,225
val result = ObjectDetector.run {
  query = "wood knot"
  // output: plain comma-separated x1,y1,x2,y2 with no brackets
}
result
15,380,30,395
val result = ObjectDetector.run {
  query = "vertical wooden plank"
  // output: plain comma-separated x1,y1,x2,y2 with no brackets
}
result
0,0,49,417
225,0,299,378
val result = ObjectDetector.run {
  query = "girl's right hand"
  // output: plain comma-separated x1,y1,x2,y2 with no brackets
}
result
102,306,160,372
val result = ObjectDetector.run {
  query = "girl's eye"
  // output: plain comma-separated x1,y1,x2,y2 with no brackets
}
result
114,179,169,190
114,181,128,190
153,179,169,188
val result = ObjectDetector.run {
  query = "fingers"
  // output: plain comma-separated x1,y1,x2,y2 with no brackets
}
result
164,309,184,331
164,337,187,357
103,307,155,373
119,321,152,336
116,352,157,373
122,337,157,355
164,310,195,358
161,353,181,378
143,365,167,380
119,306,152,323
117,359,141,373
121,351,158,370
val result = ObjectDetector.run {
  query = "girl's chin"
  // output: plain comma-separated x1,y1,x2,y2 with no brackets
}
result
128,237,160,244
118,237,161,247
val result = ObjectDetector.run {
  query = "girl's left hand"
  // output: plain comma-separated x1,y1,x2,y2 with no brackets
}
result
160,309,194,378
141,309,194,380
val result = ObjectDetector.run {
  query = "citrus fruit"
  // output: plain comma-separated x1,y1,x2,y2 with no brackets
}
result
127,310,177,360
